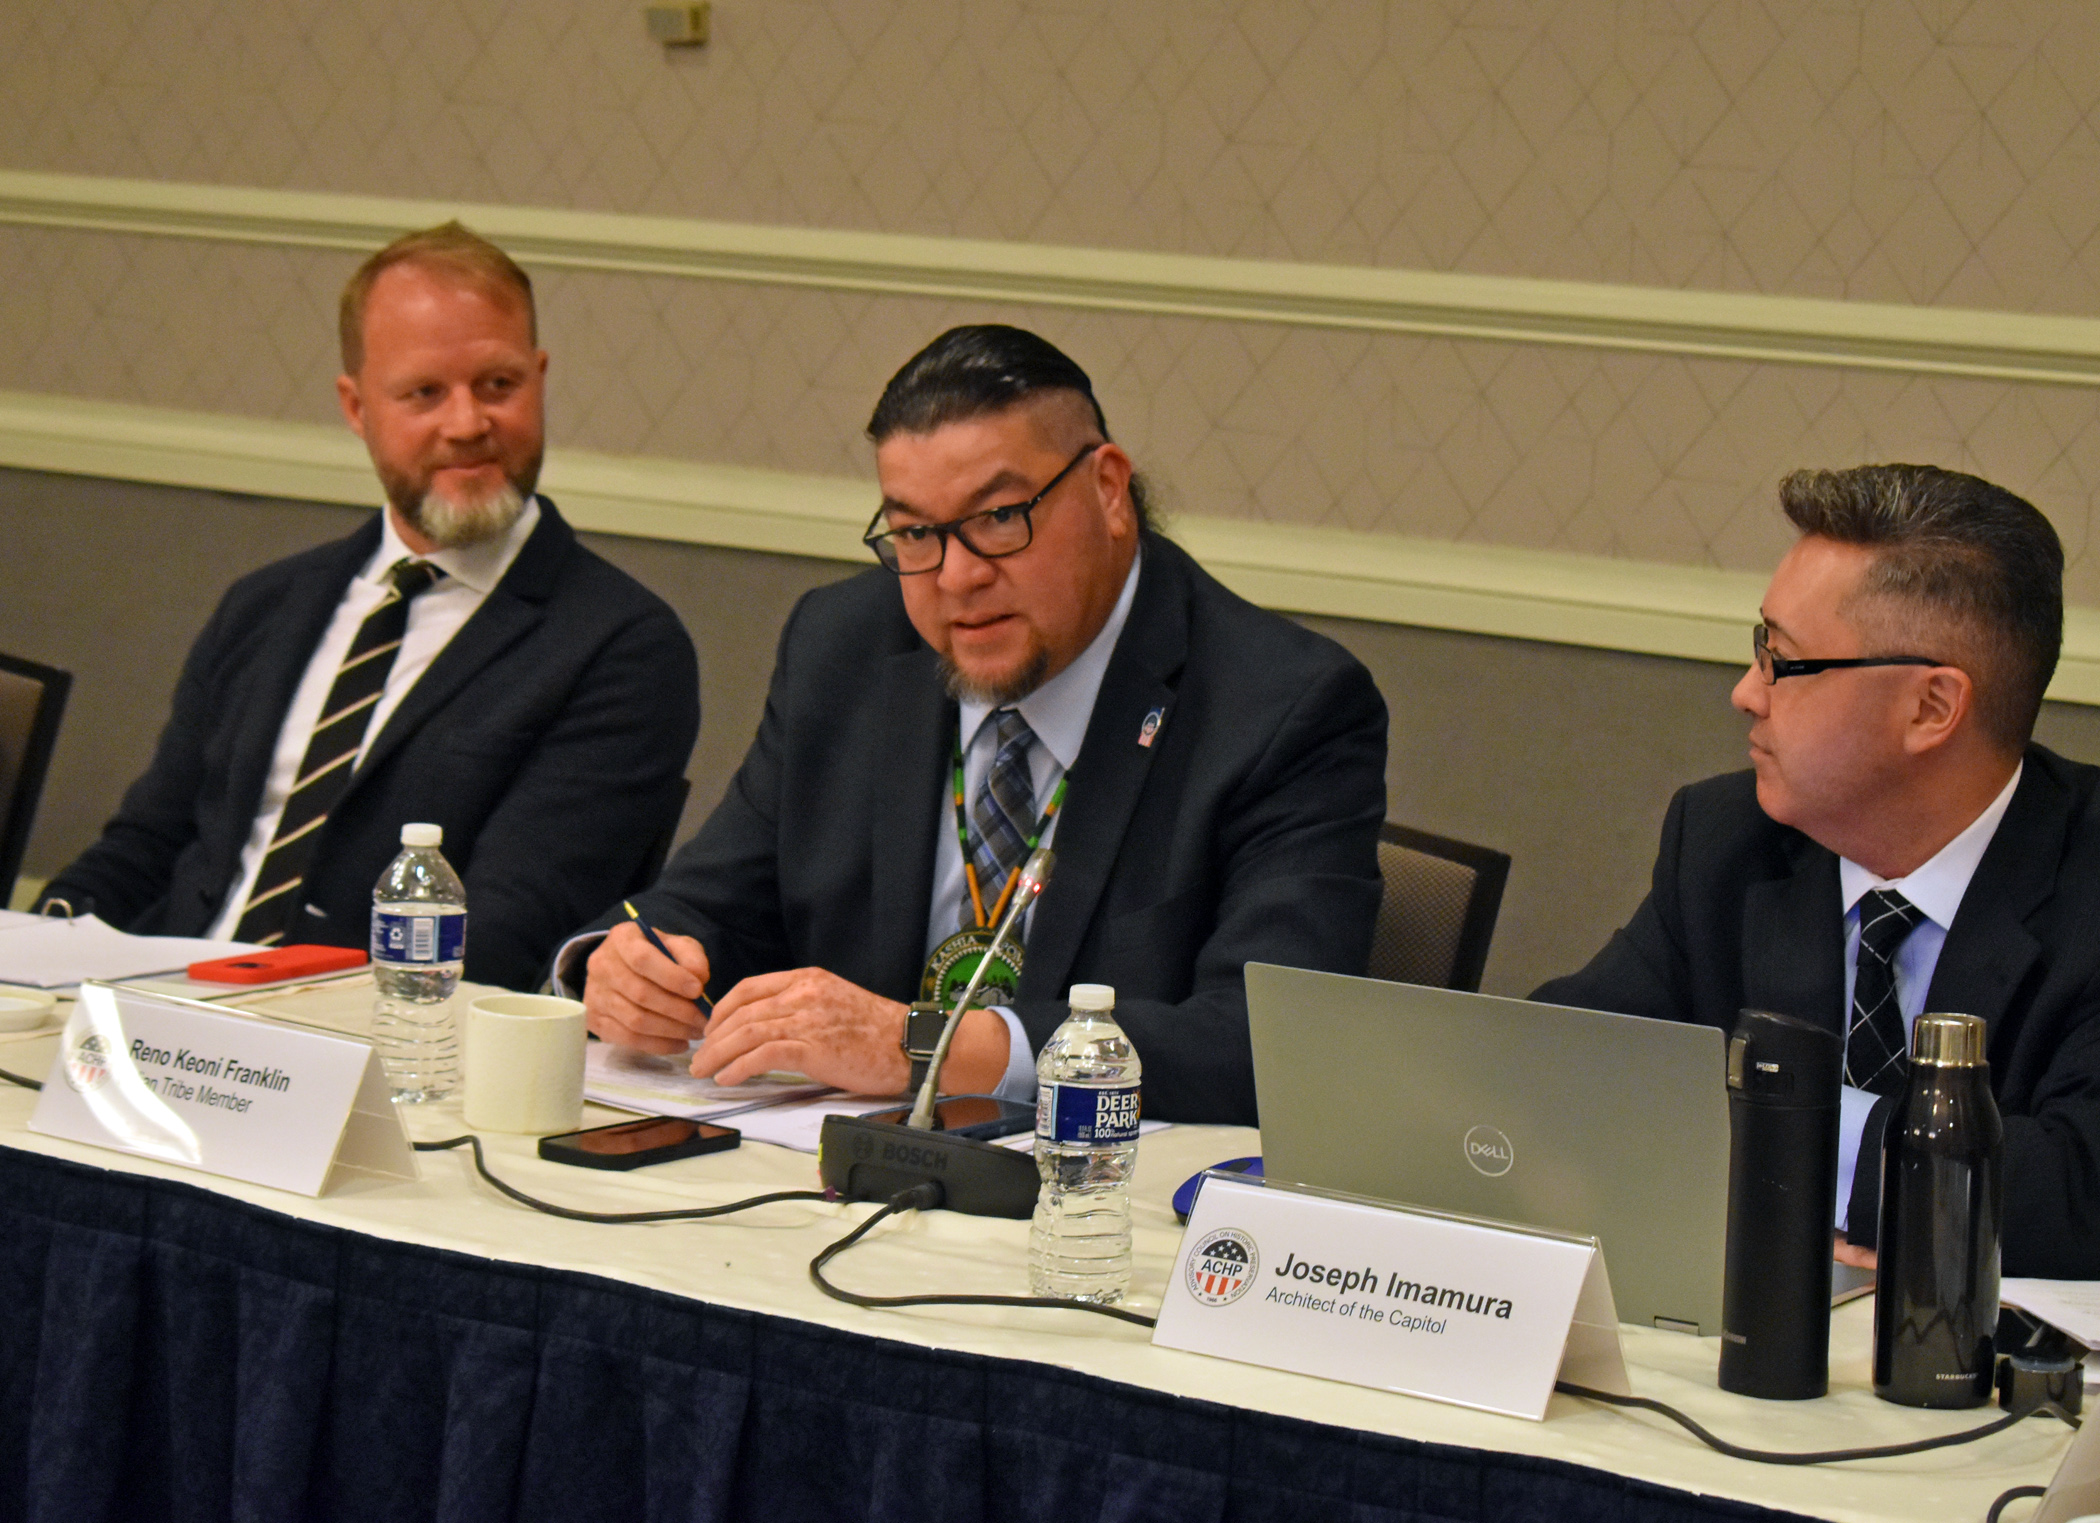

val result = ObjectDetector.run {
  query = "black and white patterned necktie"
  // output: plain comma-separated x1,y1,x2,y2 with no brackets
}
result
964,708,1037,929
1846,887,1925,1095
234,559,443,944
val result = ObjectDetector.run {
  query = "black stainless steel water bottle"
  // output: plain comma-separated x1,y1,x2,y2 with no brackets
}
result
1719,1009,1843,1399
1873,1012,2003,1408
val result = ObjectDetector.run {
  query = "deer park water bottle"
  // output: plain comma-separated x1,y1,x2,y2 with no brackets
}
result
370,822,466,1103
1030,984,1143,1303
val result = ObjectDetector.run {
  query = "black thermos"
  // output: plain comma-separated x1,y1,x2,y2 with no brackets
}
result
1719,1009,1842,1399
1873,1011,2003,1408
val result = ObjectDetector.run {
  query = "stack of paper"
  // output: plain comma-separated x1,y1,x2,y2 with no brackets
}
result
583,1042,901,1152
582,1043,1175,1154
0,915,257,989
585,1041,829,1118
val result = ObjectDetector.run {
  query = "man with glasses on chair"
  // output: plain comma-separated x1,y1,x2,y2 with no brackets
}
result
562,324,1387,1123
1536,464,2100,1277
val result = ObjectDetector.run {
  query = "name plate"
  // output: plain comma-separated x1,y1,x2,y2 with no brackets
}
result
1153,1172,1630,1420
29,981,417,1196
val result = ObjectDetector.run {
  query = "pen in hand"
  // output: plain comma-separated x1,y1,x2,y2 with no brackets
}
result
622,900,714,1017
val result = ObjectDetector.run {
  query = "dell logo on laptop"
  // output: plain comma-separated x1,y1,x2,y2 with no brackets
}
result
1463,1125,1514,1177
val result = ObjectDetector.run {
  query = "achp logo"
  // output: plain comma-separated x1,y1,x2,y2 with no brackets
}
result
1463,1124,1514,1177
1184,1228,1259,1306
63,1032,111,1094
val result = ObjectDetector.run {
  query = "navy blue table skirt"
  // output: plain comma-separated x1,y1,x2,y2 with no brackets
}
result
0,1146,1808,1523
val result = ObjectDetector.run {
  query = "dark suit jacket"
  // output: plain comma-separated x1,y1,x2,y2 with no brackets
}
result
1534,746,2100,1278
44,499,698,991
616,533,1388,1123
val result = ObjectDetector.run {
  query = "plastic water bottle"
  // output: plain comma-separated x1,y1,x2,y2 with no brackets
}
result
1030,984,1143,1303
370,822,466,1102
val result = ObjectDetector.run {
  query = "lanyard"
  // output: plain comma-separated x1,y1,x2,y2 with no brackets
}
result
952,722,1068,928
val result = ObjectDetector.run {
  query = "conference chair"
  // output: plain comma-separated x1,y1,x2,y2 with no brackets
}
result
1368,822,1511,993
0,654,71,908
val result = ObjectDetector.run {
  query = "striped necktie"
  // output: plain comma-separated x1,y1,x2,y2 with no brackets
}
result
234,559,443,944
1845,888,1926,1095
963,708,1038,930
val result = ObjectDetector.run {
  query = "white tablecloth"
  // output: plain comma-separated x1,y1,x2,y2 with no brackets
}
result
0,978,2072,1523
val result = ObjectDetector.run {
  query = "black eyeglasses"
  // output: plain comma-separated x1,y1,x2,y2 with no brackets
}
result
1752,623,1941,685
864,443,1102,575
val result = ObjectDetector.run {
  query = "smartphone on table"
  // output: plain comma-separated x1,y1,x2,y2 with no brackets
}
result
538,1116,741,1170
863,1094,1035,1141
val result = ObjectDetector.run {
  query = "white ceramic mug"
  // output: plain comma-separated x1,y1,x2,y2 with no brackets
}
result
0,988,57,1033
462,993,587,1134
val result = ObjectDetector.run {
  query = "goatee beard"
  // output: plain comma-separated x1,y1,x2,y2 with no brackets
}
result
940,647,1051,706
402,477,528,549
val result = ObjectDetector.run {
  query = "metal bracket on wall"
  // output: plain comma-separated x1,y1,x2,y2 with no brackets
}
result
644,4,710,47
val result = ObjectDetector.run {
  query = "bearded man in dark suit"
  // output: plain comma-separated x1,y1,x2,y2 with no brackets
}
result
1537,464,2100,1278
41,223,697,992
569,325,1388,1124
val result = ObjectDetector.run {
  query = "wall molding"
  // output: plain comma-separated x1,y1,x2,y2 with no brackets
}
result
5,388,2098,705
8,170,2100,386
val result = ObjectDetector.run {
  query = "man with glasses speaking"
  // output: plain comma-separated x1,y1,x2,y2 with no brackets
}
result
1535,465,2100,1276
564,325,1387,1122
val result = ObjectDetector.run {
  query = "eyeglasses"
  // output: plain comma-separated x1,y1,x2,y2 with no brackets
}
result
1751,623,1941,685
864,443,1102,575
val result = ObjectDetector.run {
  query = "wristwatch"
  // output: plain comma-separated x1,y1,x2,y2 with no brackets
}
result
901,1001,948,1093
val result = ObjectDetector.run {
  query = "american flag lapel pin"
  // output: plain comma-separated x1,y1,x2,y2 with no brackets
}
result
1137,706,1166,747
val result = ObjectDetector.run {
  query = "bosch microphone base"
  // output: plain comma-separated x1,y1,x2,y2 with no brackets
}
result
818,1113,1041,1218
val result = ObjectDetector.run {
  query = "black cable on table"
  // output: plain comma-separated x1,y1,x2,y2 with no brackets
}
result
1557,1381,2077,1466
413,1134,827,1223
807,1182,1160,1329
1985,1484,2048,1523
302,1135,2100,1480
0,1066,42,1092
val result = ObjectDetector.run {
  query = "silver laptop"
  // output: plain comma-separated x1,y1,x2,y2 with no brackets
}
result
1244,962,1729,1334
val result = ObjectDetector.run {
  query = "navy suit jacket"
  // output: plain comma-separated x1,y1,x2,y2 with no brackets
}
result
44,499,698,991
1535,747,2100,1278
615,534,1389,1123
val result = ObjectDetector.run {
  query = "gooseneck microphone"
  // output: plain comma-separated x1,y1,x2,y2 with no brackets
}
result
907,847,1054,1130
816,849,1051,1217
1719,1008,1842,1400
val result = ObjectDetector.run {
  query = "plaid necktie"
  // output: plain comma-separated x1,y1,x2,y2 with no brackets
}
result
964,708,1038,930
1845,887,1926,1095
234,559,443,944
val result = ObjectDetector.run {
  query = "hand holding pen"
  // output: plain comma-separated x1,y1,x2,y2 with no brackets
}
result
623,901,714,1016
576,902,716,1055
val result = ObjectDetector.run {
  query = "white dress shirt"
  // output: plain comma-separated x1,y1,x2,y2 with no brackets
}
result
930,549,1143,1101
207,497,541,939
1831,762,2022,1228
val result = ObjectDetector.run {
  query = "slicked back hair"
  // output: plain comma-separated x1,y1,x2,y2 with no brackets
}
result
339,221,536,373
867,324,1156,533
1780,464,2062,750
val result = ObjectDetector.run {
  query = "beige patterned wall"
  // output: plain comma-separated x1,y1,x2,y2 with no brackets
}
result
4,0,2100,589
